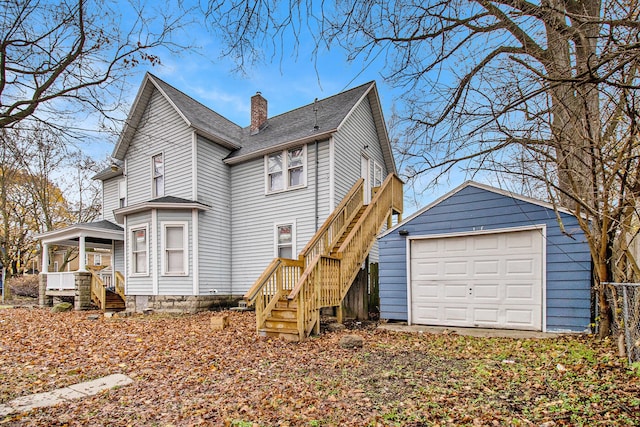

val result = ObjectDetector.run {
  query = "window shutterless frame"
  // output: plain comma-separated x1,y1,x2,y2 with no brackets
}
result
161,221,189,276
129,224,149,276
265,146,306,194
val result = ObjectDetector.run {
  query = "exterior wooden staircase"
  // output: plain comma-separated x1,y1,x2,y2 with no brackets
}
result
90,270,126,311
245,174,403,341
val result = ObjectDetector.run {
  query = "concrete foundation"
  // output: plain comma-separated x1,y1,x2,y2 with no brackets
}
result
74,272,92,311
125,294,243,314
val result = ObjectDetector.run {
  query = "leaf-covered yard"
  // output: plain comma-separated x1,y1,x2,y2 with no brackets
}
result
0,308,638,426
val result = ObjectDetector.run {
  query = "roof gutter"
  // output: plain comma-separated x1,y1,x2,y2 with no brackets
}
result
223,129,336,165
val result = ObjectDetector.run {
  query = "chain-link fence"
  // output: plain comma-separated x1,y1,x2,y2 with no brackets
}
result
604,283,640,364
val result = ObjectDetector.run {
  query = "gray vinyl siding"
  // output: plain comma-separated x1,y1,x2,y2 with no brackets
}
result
379,185,592,332
334,97,388,202
230,140,329,293
334,97,388,264
124,211,153,295
113,241,124,276
124,88,194,205
196,136,233,294
102,177,121,224
157,210,193,295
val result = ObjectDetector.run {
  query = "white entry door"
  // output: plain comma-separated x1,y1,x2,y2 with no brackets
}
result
409,228,544,330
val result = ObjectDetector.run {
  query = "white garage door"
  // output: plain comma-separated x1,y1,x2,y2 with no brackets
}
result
410,228,544,330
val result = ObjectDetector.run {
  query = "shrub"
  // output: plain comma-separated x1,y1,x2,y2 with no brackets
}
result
7,275,39,298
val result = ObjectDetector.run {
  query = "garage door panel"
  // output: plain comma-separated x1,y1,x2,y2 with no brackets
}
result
473,260,499,275
505,309,535,326
505,283,535,300
412,282,439,298
410,261,439,279
410,229,543,331
444,261,467,276
473,284,499,300
473,308,499,324
473,234,499,250
443,283,470,299
506,259,536,275
444,238,467,253
443,306,468,321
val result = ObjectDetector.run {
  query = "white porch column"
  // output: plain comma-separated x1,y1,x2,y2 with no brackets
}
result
78,235,87,271
41,243,49,273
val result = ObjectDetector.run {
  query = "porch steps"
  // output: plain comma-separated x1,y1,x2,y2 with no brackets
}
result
104,289,125,311
259,298,299,341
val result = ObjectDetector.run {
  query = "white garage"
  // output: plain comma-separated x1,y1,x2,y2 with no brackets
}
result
409,227,544,330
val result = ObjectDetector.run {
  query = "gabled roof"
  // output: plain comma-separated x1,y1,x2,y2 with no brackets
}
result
223,81,396,173
110,74,396,174
379,180,575,238
112,73,242,159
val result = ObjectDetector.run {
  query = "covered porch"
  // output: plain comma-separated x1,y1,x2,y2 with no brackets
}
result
37,220,125,311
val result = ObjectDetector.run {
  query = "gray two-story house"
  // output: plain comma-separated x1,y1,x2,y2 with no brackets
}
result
38,73,403,339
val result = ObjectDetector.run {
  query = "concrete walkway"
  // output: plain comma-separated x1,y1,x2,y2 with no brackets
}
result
378,323,567,339
0,374,133,417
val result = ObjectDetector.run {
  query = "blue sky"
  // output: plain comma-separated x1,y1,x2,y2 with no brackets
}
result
80,5,466,212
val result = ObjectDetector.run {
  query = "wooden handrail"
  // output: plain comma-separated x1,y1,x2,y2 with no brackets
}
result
90,271,106,310
115,271,125,300
288,254,322,300
298,178,365,268
335,174,403,298
245,258,281,304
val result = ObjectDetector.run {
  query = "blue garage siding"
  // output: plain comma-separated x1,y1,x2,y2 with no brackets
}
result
378,183,592,332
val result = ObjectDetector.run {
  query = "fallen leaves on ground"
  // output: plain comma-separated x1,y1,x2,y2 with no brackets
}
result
0,308,638,426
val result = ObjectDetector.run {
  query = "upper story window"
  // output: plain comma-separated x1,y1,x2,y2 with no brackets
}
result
266,146,306,193
118,179,127,208
152,153,164,198
374,162,383,187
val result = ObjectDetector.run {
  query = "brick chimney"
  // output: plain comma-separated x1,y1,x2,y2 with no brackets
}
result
250,92,267,134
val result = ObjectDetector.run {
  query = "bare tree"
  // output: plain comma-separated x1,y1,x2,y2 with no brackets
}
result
0,0,194,131
204,0,640,336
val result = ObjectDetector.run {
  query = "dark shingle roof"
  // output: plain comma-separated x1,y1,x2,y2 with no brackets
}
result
110,73,394,173
226,82,373,160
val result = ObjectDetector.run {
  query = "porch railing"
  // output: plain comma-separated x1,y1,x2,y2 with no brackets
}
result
45,272,76,290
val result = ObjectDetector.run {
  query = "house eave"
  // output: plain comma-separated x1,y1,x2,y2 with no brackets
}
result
37,225,124,245
223,129,336,165
378,180,580,239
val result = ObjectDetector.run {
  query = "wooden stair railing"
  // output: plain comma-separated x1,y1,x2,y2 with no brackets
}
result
287,173,403,339
90,272,107,310
115,271,126,300
90,270,126,311
297,178,365,268
245,258,303,332
245,174,402,340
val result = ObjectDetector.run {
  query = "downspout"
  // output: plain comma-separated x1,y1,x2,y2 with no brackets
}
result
315,140,319,231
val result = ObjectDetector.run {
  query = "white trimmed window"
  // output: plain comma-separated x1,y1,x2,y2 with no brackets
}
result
118,179,127,208
152,153,164,198
275,223,295,259
374,162,383,187
93,254,102,266
162,222,188,276
266,146,306,193
130,225,148,276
